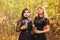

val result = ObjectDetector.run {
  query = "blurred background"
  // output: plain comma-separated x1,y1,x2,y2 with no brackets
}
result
0,0,60,40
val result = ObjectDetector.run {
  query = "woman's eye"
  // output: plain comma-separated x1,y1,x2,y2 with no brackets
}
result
26,12,29,13
25,12,29,13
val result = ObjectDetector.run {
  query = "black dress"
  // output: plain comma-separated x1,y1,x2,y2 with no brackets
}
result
33,17,50,40
16,18,32,40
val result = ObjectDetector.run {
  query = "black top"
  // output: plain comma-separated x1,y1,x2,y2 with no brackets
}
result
33,17,50,40
16,18,32,40
34,16,50,31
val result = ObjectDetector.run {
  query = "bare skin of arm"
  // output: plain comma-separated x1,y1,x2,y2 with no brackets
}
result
34,25,50,34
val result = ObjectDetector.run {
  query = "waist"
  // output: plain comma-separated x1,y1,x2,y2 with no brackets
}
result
34,33,45,37
21,29,31,32
34,33,45,35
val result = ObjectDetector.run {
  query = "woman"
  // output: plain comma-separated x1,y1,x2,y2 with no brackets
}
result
16,8,32,40
33,6,50,40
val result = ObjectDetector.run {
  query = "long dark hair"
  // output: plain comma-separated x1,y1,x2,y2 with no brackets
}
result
16,8,30,32
18,8,30,24
21,8,30,20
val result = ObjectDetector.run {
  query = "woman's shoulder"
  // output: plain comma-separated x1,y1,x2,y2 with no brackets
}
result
35,16,38,18
34,16,38,19
44,18,50,22
44,18,49,20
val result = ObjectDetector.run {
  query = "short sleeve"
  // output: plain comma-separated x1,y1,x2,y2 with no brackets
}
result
45,18,50,25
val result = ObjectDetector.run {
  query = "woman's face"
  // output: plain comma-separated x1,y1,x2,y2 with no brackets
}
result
38,7,44,15
23,10,30,18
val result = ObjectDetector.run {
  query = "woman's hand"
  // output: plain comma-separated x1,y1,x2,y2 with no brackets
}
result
21,24,28,30
34,25,50,34
33,27,41,34
34,29,41,34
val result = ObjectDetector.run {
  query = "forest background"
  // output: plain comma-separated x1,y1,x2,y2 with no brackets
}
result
0,0,60,40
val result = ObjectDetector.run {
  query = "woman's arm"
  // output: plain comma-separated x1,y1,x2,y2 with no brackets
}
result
34,18,50,34
20,24,28,30
34,25,50,34
16,19,28,32
40,25,50,33
16,19,21,32
16,23,28,32
40,18,50,33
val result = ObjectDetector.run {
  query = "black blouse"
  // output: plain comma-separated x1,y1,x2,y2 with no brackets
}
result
34,17,50,31
16,18,33,40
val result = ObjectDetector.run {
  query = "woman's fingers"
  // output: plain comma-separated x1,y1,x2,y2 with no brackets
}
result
34,30,40,34
21,25,28,29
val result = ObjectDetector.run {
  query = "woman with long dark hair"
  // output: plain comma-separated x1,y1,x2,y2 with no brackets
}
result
16,8,32,40
33,6,50,40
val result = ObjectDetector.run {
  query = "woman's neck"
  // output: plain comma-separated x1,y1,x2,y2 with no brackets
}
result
22,17,28,20
39,14,44,18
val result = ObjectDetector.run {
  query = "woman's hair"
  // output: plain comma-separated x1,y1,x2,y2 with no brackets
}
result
16,8,30,31
37,5,49,18
21,8,30,20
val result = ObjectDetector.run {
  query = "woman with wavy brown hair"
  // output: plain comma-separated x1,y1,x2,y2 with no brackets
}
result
16,8,32,40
